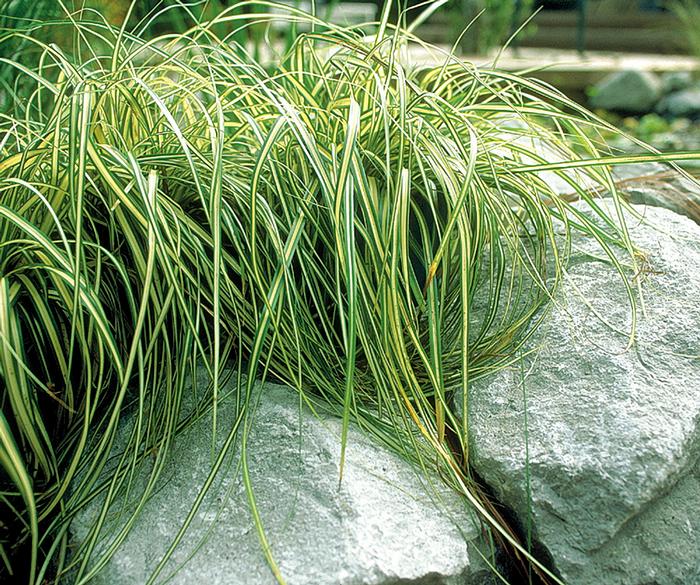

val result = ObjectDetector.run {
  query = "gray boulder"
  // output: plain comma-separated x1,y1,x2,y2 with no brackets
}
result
656,87,700,118
69,373,492,585
463,203,700,585
613,163,700,225
660,71,694,94
589,70,662,113
621,176,700,225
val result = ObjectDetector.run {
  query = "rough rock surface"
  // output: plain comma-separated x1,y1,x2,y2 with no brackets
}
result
613,163,700,225
589,70,662,113
69,374,492,585
464,203,700,585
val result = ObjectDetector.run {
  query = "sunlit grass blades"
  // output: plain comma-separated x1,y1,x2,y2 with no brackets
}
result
1,3,694,583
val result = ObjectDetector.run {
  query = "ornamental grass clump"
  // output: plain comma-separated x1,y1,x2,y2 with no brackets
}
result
1,2,695,584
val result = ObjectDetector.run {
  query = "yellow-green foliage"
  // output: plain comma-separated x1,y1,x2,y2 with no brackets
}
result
0,2,692,584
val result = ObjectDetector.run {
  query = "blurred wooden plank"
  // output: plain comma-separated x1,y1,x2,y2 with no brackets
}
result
403,45,700,104
521,26,682,54
533,10,678,29
422,9,686,55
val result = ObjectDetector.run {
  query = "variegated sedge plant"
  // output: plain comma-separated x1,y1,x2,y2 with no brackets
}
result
1,2,699,583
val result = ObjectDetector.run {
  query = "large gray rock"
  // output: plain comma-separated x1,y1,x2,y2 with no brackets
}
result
463,203,700,585
69,373,492,585
656,87,700,118
589,70,662,113
494,116,600,197
660,71,694,94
